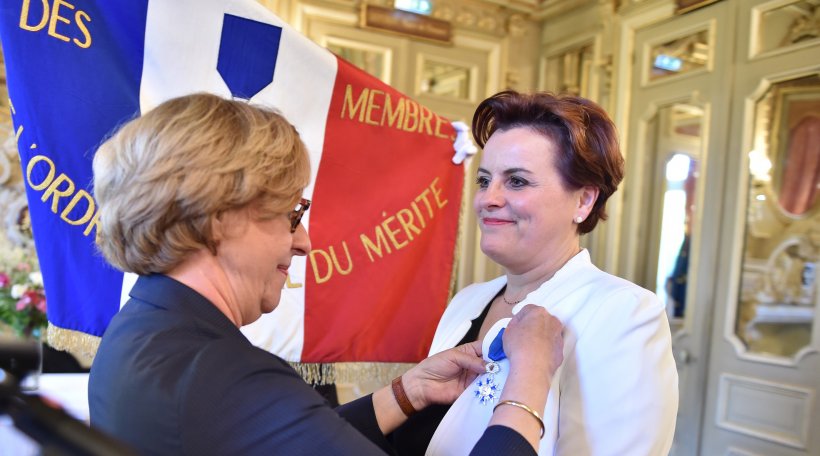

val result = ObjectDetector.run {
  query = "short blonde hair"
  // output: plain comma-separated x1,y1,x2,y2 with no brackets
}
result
93,93,310,275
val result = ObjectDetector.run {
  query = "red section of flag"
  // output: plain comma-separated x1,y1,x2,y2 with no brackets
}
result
303,58,463,363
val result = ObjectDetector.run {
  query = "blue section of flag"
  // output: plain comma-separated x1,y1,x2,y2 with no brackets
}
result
217,14,281,99
0,1,149,336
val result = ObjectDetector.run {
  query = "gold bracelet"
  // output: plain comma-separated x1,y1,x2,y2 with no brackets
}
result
493,400,545,439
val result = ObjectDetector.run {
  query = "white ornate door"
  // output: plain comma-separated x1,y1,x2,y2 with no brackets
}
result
620,2,735,454
700,0,820,454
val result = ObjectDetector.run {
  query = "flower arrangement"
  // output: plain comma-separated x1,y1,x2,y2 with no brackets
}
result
0,260,47,338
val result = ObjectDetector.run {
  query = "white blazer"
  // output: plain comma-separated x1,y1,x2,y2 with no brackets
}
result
426,250,678,456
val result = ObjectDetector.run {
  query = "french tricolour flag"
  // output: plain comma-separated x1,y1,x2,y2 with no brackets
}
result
0,0,464,365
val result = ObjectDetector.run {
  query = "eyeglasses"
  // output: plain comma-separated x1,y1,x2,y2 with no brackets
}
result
289,198,311,233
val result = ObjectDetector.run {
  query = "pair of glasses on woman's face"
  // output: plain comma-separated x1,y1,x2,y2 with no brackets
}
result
289,198,311,233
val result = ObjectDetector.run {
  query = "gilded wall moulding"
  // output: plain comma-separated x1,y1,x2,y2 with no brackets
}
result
505,69,521,89
364,0,394,9
537,0,597,19
0,58,35,251
431,0,514,36
785,2,819,45
1,67,18,187
360,0,523,37
0,127,34,250
507,13,528,37
361,4,453,42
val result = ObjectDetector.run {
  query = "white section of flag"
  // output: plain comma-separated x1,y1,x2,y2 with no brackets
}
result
118,0,339,361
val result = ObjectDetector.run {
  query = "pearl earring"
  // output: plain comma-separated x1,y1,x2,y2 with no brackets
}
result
574,216,583,224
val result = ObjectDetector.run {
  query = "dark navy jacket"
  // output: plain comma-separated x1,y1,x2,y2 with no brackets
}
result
89,274,533,455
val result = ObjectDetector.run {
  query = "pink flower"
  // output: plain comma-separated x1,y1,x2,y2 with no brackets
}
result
16,290,46,313
36,296,47,313
15,262,32,273
0,272,9,288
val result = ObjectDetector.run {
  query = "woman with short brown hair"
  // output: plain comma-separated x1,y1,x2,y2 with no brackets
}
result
392,91,678,456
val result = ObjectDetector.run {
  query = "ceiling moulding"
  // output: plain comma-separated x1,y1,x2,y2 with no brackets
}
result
471,0,540,13
534,0,599,20
364,0,531,37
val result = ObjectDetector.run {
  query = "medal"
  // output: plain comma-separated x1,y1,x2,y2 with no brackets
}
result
474,328,506,405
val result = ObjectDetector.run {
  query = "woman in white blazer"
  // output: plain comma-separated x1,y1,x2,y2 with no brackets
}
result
389,91,678,456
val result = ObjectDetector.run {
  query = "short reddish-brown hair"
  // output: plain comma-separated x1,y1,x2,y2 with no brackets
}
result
472,90,624,234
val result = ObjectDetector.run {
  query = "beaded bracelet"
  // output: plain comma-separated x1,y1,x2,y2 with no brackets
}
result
493,400,545,439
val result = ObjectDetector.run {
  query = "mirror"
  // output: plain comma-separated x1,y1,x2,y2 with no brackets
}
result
419,59,472,100
735,74,820,359
657,153,698,320
325,39,389,82
648,29,710,82
543,44,594,96
754,0,820,56
646,104,703,327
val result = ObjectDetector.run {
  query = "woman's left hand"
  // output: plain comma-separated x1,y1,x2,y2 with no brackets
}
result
402,341,486,410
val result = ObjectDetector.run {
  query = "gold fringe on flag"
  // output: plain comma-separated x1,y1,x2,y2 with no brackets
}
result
45,327,454,411
45,324,421,389
288,362,417,386
336,362,416,385
46,322,98,368
288,362,337,385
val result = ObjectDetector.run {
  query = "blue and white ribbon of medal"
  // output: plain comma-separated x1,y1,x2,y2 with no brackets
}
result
474,325,507,405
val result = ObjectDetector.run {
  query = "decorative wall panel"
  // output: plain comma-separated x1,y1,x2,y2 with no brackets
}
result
717,374,813,449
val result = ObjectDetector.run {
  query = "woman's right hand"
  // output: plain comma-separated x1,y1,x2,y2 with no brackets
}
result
503,304,564,383
485,305,564,449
